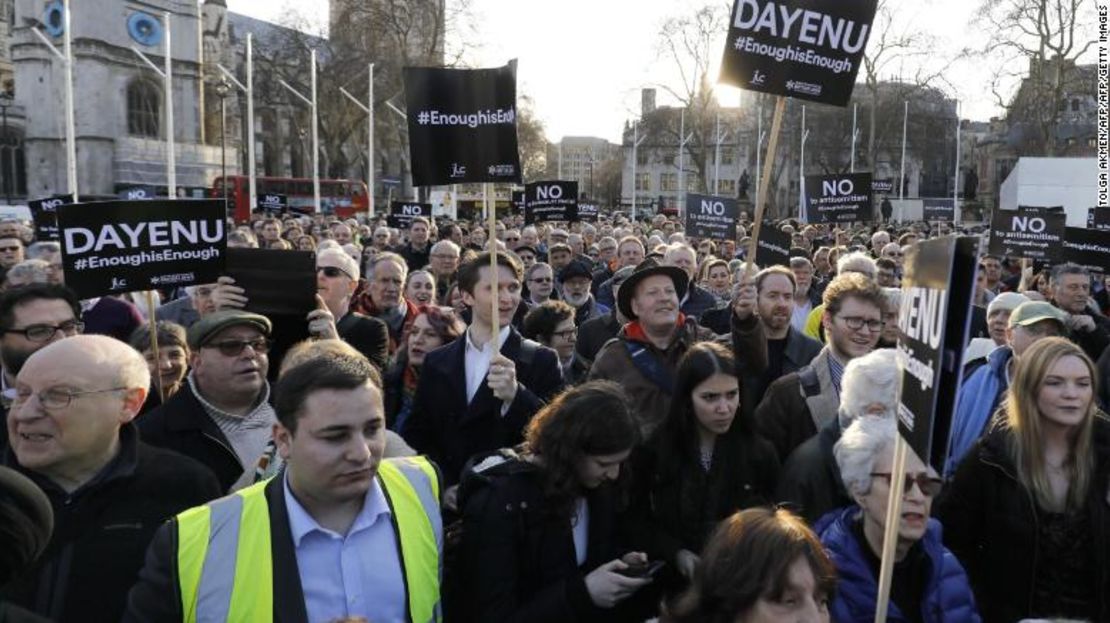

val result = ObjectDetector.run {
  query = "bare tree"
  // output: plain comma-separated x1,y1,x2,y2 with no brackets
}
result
514,95,548,181
973,0,1097,155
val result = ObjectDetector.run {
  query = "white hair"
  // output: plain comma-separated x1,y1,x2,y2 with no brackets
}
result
838,348,902,430
317,239,341,252
882,287,902,311
837,251,877,279
431,239,460,256
834,415,898,496
317,248,361,281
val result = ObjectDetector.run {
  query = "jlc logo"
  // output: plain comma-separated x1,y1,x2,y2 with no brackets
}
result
450,163,467,178
110,277,128,290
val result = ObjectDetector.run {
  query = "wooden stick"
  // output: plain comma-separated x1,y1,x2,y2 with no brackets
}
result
144,290,165,405
486,183,499,345
745,96,787,275
874,434,910,623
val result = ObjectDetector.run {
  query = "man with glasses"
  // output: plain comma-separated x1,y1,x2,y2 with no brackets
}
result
557,259,609,326
755,272,886,460
596,236,646,309
429,239,461,304
0,234,24,281
523,300,588,384
590,236,618,290
514,245,538,271
503,228,522,251
2,335,220,622
524,262,556,307
0,284,83,449
311,248,388,372
140,310,277,492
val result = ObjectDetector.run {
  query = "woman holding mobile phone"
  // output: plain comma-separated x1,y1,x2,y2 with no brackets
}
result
453,381,653,622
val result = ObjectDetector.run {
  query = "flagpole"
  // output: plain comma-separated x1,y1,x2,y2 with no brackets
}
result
799,105,806,220
195,0,205,145
899,100,908,200
953,100,961,224
631,121,639,220
850,103,858,173
368,63,375,217
246,33,256,210
62,0,77,200
163,12,176,199
714,110,721,195
311,49,320,213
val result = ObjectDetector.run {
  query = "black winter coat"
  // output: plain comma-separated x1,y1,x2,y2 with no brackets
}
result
935,417,1110,623
776,416,852,523
455,458,632,623
1,425,220,623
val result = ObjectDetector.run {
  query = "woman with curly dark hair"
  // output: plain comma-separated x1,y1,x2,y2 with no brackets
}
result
661,507,836,623
453,381,654,622
383,304,464,432
625,341,779,591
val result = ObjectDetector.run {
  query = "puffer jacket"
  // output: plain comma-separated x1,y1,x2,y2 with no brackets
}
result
815,507,981,623
945,346,1012,478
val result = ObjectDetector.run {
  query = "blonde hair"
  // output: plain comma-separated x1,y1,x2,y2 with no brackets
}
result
1003,337,1098,512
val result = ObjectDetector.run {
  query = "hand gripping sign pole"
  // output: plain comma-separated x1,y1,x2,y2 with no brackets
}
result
130,13,176,199
279,49,320,213
217,33,256,210
340,63,376,217
30,0,78,201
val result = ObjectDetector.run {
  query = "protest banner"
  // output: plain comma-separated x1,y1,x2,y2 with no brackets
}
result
404,61,522,187
1088,207,1110,231
117,186,156,201
719,0,878,106
872,178,894,194
525,181,578,224
57,199,226,299
988,207,1065,261
804,173,872,223
1062,227,1110,273
388,201,433,229
28,194,73,242
225,247,316,317
922,198,954,221
257,192,288,212
754,224,791,268
577,203,599,223
685,193,738,241
511,190,526,215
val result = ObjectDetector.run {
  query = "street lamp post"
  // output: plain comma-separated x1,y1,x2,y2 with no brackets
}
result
0,92,12,204
215,80,230,211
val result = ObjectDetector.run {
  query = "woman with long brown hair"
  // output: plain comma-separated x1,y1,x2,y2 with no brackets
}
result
938,336,1110,622
453,381,654,622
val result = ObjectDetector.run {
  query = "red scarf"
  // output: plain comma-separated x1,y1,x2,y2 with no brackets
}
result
624,313,687,346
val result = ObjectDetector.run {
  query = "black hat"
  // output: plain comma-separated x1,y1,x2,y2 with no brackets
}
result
617,258,689,320
558,259,594,283
514,245,538,257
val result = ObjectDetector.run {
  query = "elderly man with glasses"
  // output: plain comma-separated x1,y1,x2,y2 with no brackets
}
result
310,248,389,372
139,310,277,493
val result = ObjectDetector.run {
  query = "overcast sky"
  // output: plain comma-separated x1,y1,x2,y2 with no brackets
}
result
227,0,1088,144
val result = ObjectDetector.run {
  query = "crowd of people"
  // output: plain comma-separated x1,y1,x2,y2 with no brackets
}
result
0,207,1108,623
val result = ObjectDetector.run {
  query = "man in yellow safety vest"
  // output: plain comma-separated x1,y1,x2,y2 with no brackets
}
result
124,349,443,623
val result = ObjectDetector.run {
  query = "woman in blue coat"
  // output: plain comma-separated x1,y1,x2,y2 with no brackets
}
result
814,417,980,623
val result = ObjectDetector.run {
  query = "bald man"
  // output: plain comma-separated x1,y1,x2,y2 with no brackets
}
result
1,335,220,622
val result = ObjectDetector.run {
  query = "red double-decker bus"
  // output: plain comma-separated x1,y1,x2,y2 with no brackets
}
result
213,175,371,222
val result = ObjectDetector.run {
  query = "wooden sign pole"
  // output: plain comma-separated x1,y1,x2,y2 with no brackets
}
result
486,183,500,343
874,434,910,622
745,96,787,274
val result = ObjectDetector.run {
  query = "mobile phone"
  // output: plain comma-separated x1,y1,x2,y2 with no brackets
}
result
618,560,665,578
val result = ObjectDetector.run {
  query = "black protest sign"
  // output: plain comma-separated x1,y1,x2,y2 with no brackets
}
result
258,193,288,212
872,178,894,194
1088,208,1110,231
897,236,978,474
577,203,600,223
388,201,432,229
754,225,791,268
685,193,738,241
804,173,873,223
988,208,1065,261
28,194,73,242
719,0,877,106
404,62,522,186
1063,227,1110,274
511,190,526,215
57,199,226,299
922,198,954,221
524,181,578,224
118,186,156,201
225,247,316,317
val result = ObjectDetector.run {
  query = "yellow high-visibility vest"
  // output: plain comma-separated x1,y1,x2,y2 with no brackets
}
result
174,456,442,622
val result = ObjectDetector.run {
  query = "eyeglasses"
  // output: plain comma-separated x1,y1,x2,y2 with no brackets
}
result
0,245,21,252
530,277,552,283
317,266,352,279
9,386,129,410
552,328,577,340
204,337,271,357
837,315,884,332
431,253,458,260
4,321,84,342
870,472,943,497
505,237,520,242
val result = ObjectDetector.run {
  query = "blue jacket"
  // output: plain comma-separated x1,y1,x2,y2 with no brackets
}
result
815,507,980,623
945,347,1011,478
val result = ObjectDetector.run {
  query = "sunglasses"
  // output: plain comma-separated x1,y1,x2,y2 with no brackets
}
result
317,266,351,279
205,337,271,357
870,472,943,497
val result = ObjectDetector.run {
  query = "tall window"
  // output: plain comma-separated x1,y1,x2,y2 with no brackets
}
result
635,172,651,191
127,80,160,137
660,173,677,191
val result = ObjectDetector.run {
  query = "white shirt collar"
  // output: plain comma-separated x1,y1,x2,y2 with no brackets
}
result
284,470,390,545
465,325,511,353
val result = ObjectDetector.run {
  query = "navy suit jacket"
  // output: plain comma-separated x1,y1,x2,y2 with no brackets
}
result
402,328,564,485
